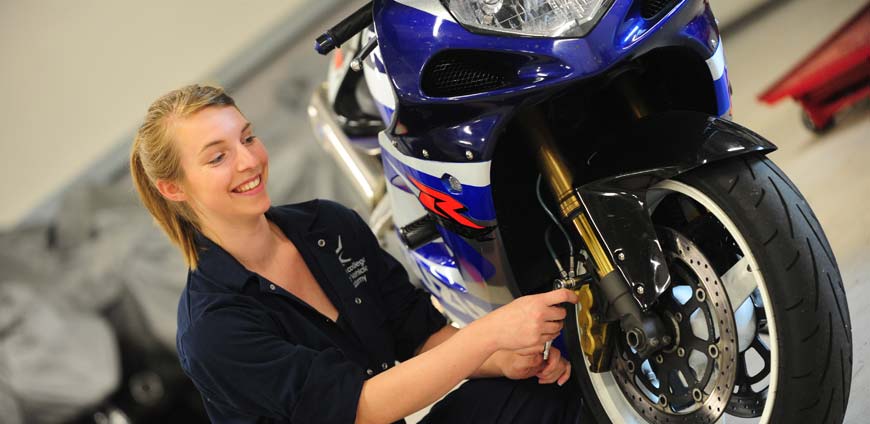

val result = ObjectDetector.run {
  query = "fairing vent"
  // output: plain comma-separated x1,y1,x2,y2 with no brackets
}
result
642,0,678,19
421,50,519,98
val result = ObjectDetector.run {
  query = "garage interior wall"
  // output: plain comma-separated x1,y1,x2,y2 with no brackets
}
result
0,0,306,229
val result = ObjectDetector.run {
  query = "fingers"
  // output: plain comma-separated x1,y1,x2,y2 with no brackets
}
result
541,288,579,306
532,347,572,386
542,321,563,336
536,348,564,384
515,345,547,356
537,359,571,386
542,305,568,321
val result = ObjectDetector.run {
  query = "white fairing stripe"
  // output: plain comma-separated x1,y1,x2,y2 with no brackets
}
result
706,38,725,81
395,0,456,21
363,47,397,110
379,132,492,187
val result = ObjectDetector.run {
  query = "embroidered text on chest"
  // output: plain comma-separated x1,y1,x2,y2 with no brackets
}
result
336,235,368,288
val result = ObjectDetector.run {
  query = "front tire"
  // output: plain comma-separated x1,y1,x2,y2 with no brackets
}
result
567,154,852,423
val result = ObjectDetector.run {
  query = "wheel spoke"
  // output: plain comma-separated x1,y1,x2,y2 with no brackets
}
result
746,335,771,385
733,354,755,392
751,335,770,362
684,335,709,353
676,360,699,385
754,301,769,332
649,359,673,401
721,256,758,311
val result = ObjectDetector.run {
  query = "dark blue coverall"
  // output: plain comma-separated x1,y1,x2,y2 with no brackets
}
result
176,199,585,424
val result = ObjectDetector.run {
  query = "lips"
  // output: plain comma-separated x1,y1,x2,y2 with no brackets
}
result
232,174,261,193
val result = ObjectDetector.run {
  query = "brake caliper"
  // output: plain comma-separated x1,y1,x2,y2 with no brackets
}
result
576,284,614,372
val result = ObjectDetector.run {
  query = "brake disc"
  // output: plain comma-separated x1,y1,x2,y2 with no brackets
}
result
610,227,739,423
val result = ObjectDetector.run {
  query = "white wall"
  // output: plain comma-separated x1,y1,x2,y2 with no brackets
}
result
0,0,303,229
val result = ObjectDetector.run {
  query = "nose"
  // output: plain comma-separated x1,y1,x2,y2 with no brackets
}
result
235,143,258,172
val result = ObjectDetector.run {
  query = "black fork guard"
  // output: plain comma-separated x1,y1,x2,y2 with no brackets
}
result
571,110,776,309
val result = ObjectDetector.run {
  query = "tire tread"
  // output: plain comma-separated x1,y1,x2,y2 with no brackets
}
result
676,154,852,423
570,153,852,424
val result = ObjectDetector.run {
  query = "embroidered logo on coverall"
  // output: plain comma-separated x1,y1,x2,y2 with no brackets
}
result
336,235,368,287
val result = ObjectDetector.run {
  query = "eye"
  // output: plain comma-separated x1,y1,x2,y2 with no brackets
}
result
208,153,225,165
244,135,257,144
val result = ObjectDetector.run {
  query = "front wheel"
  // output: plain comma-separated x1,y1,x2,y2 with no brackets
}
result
566,154,852,423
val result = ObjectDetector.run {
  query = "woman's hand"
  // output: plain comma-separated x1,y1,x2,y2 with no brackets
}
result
493,349,544,380
535,347,572,386
478,289,578,352
494,346,572,386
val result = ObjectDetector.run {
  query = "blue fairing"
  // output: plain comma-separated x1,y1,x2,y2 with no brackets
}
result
437,227,497,282
376,0,717,103
369,0,731,322
373,0,723,162
414,242,466,292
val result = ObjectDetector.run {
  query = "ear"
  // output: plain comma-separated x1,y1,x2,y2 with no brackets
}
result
155,179,188,202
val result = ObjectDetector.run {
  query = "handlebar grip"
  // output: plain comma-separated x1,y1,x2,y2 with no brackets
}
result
315,2,373,55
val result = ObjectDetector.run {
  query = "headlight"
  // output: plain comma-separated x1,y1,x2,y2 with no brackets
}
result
442,0,613,38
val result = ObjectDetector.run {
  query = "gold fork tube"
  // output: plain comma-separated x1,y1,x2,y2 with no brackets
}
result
521,110,614,278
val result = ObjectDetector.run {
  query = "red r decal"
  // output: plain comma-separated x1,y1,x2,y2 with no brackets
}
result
409,177,484,230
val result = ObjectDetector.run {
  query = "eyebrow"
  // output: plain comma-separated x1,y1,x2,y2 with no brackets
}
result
198,122,252,154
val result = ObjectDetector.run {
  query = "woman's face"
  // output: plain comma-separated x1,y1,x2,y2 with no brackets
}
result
162,105,271,228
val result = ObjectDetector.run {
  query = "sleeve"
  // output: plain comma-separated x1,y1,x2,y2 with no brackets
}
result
347,208,448,361
180,306,366,424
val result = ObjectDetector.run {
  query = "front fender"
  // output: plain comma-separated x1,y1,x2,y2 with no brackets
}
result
572,111,776,308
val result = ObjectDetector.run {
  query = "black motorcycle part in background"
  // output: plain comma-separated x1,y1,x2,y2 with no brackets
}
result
565,153,852,423
315,1,373,55
71,286,207,423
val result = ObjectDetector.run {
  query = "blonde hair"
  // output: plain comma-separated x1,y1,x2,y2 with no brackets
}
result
130,84,236,269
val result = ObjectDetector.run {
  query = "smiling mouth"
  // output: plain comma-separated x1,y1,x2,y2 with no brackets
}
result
232,175,261,193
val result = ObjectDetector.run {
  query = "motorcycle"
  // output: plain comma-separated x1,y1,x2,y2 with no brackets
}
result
307,1,853,422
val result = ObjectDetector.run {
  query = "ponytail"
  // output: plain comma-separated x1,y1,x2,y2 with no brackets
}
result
129,84,237,269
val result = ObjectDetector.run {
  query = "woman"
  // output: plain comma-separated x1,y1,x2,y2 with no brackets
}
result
130,84,586,423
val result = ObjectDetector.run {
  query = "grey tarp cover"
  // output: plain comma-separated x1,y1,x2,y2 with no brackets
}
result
0,181,190,422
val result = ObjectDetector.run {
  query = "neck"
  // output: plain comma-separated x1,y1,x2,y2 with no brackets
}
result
200,212,282,270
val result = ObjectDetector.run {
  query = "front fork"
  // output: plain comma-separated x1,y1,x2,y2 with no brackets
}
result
521,109,672,372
